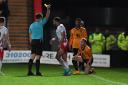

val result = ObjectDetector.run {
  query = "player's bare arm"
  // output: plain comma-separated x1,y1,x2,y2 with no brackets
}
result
45,4,51,19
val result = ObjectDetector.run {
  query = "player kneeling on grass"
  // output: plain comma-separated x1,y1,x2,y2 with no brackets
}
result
75,38,94,74
0,17,11,76
51,17,71,76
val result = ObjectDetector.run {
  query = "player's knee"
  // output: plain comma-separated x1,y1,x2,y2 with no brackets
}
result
58,48,64,55
36,55,41,60
30,54,36,60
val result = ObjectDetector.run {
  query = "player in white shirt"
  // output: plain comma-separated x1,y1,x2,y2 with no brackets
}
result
0,17,11,75
52,17,71,76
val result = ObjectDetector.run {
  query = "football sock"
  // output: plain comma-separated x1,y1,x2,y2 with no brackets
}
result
36,60,40,73
63,61,69,70
72,60,79,71
28,59,33,73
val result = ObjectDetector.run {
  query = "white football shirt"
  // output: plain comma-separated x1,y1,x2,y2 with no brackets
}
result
56,24,67,41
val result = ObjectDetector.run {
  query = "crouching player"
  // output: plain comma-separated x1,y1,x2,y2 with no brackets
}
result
75,38,94,74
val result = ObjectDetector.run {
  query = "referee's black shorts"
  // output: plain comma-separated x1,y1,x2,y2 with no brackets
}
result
31,39,43,56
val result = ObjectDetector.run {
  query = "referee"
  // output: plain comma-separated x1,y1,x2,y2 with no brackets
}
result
27,4,51,76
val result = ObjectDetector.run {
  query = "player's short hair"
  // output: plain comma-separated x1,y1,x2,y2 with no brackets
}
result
35,14,43,19
75,18,82,22
53,17,61,23
0,18,4,23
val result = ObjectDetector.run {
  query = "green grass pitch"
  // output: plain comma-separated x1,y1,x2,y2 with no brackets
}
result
0,64,128,85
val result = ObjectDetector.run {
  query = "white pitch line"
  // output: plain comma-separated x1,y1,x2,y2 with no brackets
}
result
90,74,128,85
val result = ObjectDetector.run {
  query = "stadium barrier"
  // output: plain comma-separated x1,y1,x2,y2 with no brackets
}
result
3,51,110,67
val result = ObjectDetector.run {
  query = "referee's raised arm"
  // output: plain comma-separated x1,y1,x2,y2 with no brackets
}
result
45,4,51,19
27,4,51,76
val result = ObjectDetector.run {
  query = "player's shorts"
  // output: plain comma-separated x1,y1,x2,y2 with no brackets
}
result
0,50,4,60
31,39,43,56
60,41,68,53
73,48,79,56
83,58,93,65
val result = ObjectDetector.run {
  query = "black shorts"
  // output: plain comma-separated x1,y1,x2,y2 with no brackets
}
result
3,48,8,50
31,39,43,56
73,48,79,56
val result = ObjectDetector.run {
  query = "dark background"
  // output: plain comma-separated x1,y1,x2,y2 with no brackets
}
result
42,0,128,50
40,0,128,67
43,0,128,27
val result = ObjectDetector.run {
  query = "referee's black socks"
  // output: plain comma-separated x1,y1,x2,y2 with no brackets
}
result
36,60,40,73
28,59,33,73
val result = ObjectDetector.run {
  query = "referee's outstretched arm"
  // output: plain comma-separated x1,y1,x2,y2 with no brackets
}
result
45,4,51,19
